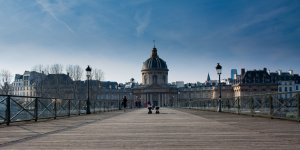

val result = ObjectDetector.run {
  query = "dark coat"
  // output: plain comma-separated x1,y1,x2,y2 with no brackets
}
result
122,97,128,108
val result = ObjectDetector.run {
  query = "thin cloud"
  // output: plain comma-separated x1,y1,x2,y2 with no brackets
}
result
135,9,151,37
35,0,75,34
234,6,290,33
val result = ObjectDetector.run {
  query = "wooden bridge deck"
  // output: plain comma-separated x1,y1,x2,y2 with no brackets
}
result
0,108,299,150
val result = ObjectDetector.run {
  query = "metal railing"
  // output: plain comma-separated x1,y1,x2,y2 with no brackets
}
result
176,91,300,121
0,95,121,125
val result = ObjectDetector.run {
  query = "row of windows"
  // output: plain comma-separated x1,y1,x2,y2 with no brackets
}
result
144,75,167,84
279,85,299,92
13,91,34,96
234,89,277,92
279,93,294,99
279,82,294,85
13,86,34,91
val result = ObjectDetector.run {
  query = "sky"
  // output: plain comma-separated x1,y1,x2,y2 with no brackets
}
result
0,0,299,83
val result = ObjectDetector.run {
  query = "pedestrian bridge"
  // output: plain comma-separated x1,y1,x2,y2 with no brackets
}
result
0,108,299,149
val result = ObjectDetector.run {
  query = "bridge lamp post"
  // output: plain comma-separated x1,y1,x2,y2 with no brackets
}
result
216,63,222,112
172,96,174,107
188,83,191,109
86,65,92,114
118,84,121,110
109,85,112,111
177,91,180,108
130,92,133,109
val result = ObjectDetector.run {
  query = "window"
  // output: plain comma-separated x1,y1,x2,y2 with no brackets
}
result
296,85,299,91
144,76,147,84
285,94,287,99
289,87,292,92
279,87,282,92
285,87,288,92
153,75,157,84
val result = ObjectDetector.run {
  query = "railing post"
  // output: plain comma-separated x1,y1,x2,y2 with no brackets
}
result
6,95,11,126
269,95,274,119
107,101,109,112
237,97,240,115
68,99,71,117
107,101,109,111
34,98,38,122
78,100,81,115
227,99,230,111
297,93,300,122
103,101,105,112
250,97,254,116
94,100,96,113
54,98,57,119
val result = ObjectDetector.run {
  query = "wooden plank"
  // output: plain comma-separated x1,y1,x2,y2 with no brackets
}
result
0,108,299,149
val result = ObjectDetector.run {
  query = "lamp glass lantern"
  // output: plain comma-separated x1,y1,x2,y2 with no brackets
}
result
86,65,92,78
216,63,222,75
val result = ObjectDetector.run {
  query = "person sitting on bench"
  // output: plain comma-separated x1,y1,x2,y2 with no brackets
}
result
155,106,160,114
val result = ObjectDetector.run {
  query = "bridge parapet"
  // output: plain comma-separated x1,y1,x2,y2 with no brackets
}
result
176,91,300,122
0,95,124,126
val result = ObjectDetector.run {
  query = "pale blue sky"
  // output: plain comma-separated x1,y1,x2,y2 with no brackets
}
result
0,0,299,83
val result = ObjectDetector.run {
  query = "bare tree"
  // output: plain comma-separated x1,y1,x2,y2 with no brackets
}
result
92,68,104,81
32,64,49,75
91,68,104,100
31,64,49,97
66,65,83,100
0,69,12,95
50,64,63,74
49,64,64,98
66,65,83,81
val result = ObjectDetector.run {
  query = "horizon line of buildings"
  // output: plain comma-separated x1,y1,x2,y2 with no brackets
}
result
2,46,299,108
0,67,297,106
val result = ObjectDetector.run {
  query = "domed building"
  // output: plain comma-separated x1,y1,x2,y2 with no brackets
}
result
142,46,169,85
133,46,177,107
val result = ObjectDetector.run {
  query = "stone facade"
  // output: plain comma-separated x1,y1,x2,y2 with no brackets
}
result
141,47,168,85
232,68,277,97
134,46,177,107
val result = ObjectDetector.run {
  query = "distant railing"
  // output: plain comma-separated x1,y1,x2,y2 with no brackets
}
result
0,95,122,125
176,91,300,122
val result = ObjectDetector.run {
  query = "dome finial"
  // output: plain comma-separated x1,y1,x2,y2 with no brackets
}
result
151,46,158,58
153,40,156,48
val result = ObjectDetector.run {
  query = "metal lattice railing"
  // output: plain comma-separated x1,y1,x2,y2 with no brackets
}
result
176,91,300,121
0,95,123,125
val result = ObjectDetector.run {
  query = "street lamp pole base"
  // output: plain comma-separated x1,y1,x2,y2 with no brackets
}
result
217,100,222,112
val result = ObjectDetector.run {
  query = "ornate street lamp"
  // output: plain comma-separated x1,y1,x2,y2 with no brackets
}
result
118,84,121,110
216,63,222,112
188,83,192,109
130,92,133,109
86,65,92,114
109,85,112,111
177,91,180,108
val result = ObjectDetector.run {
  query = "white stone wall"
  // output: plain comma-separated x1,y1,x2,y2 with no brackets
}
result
142,70,168,85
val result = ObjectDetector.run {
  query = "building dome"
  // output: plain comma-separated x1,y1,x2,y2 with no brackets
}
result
142,47,168,71
141,46,169,85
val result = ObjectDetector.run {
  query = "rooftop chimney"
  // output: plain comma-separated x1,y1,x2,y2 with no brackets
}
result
263,68,267,72
277,69,282,75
